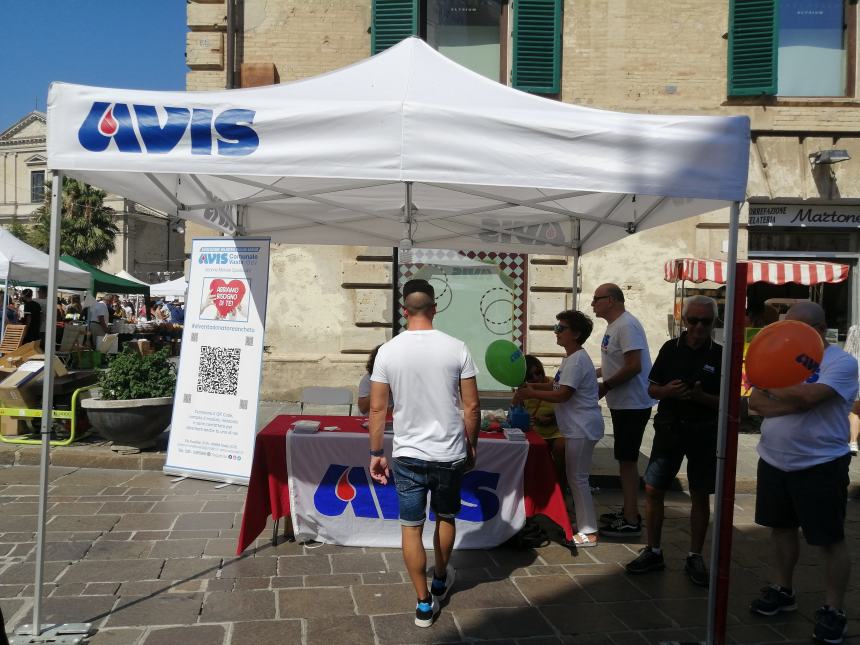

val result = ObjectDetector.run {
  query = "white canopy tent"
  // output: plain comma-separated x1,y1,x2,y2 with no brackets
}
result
114,269,148,286
0,228,91,339
47,38,748,255
0,228,91,290
148,277,187,298
36,38,749,644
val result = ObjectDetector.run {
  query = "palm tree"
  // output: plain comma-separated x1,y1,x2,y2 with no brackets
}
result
5,215,29,241
29,178,119,266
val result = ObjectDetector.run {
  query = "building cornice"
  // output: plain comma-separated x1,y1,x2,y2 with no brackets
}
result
0,137,46,148
0,111,46,141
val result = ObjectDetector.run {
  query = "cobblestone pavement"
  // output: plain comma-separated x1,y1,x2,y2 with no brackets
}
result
1,465,858,644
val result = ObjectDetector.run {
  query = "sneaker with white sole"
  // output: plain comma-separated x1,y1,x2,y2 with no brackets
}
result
625,547,665,574
813,605,847,644
430,564,456,602
599,514,642,538
414,596,440,628
749,584,797,616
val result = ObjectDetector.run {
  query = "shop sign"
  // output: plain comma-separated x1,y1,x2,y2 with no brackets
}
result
749,204,860,228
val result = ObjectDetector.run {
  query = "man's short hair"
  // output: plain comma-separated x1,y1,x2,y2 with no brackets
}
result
606,285,624,303
787,301,826,329
557,309,594,344
403,279,435,300
22,289,32,298
683,295,718,320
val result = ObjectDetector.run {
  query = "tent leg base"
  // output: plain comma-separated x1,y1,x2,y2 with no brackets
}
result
11,623,92,644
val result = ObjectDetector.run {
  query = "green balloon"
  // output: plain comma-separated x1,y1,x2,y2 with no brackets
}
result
485,340,526,388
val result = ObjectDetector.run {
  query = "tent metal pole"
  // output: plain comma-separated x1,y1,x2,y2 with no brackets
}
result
400,182,414,259
33,169,63,635
2,275,9,340
16,170,91,644
571,219,581,310
706,200,744,645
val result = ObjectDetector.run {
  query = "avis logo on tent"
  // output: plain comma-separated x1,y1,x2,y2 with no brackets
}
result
478,219,566,246
77,102,259,156
314,465,501,522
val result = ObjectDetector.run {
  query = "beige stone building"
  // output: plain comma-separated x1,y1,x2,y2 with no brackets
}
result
0,111,185,282
185,0,860,400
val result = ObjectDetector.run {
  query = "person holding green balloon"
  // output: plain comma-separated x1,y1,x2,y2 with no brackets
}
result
513,310,605,548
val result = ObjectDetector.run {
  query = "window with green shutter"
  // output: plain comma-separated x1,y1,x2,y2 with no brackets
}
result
729,0,850,98
512,0,562,94
371,0,420,55
728,0,778,96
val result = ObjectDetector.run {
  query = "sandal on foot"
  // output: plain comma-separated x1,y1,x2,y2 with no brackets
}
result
572,532,598,548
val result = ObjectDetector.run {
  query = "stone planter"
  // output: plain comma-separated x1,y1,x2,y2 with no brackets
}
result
81,391,173,448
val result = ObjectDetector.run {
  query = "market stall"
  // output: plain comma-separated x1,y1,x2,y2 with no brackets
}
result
57,254,164,355
0,229,91,339
42,37,751,641
664,257,850,338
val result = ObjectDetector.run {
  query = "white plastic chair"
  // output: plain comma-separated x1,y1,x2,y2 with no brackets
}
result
300,386,354,416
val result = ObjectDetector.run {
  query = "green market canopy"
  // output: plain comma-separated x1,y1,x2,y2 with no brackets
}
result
60,255,150,297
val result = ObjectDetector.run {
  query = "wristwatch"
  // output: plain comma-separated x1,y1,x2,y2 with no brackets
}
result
369,448,384,457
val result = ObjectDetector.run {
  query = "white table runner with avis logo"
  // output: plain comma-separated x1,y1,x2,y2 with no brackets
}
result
165,237,271,484
288,432,528,548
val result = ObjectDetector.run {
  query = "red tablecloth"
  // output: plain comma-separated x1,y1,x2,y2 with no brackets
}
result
236,415,572,553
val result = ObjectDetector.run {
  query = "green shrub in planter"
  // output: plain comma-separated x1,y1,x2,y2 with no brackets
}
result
98,348,177,401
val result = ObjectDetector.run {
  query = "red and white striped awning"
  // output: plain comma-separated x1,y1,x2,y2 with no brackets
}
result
664,258,850,285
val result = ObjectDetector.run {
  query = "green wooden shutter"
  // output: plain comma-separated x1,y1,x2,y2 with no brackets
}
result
728,0,778,96
371,0,419,55
512,0,562,94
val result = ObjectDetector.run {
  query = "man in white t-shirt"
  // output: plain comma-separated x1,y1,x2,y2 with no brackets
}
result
368,279,480,628
748,302,856,643
592,283,653,538
87,295,110,350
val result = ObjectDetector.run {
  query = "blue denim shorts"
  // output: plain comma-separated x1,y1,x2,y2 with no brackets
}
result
392,456,466,526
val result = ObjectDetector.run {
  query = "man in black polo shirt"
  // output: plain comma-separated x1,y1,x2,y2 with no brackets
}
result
20,288,42,347
625,295,721,587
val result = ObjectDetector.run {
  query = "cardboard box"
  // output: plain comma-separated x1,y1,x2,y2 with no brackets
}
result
30,355,69,378
0,340,41,370
0,358,69,409
130,339,153,356
0,415,29,436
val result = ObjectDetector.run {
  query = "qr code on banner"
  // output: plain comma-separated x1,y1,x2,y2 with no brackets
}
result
197,346,241,396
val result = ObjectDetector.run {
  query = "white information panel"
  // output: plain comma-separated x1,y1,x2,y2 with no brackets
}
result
164,237,270,484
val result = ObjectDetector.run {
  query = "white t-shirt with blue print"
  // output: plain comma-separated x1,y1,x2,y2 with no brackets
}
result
600,311,654,410
758,344,859,471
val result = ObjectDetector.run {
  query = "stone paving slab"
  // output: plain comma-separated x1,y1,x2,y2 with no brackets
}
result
0,463,858,644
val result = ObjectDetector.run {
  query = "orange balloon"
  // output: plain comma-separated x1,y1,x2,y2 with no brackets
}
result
746,320,824,389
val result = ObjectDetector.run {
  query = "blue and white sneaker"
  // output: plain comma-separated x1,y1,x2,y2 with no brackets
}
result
414,596,440,627
430,564,456,602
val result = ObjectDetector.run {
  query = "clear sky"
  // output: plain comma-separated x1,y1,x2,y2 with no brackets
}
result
1,1,188,130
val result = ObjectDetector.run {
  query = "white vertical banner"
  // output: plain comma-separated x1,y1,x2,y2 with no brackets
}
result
164,237,271,484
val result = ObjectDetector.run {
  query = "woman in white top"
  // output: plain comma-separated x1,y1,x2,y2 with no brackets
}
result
515,310,605,547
